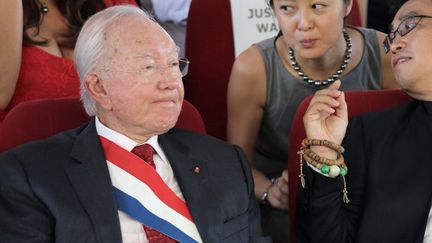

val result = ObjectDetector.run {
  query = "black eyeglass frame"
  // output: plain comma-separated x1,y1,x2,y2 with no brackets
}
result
383,15,432,53
179,57,190,77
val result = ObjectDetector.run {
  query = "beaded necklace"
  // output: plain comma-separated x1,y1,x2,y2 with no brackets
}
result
288,30,352,87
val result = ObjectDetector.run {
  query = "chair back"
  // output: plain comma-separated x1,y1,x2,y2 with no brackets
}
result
346,0,362,27
0,97,206,152
184,0,234,140
287,89,412,243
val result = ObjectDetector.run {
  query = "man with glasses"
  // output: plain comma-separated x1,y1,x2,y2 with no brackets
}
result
0,6,270,243
296,0,432,242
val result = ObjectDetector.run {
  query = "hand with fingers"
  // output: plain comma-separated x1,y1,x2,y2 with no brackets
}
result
303,80,349,157
267,170,289,209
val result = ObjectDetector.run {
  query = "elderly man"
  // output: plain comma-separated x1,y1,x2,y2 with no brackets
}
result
296,0,432,242
0,6,270,243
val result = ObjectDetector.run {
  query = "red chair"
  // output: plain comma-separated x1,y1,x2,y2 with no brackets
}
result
287,89,412,243
346,0,362,27
0,97,206,152
184,0,234,140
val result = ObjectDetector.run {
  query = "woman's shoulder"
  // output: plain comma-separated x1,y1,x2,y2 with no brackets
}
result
347,26,379,44
233,43,267,75
254,36,277,51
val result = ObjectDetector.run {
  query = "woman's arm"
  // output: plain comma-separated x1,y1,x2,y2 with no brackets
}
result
227,46,288,209
0,0,23,110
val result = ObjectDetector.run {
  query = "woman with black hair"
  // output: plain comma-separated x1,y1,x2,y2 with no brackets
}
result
227,0,399,242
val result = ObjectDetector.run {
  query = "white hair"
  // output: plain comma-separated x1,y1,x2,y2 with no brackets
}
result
74,5,155,116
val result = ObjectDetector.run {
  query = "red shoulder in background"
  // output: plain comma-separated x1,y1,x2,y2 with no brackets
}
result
0,0,139,122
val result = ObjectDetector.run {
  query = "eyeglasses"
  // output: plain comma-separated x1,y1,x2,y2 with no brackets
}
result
100,58,190,81
383,15,432,53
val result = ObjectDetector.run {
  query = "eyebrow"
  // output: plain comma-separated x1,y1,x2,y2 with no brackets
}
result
389,11,421,32
399,11,420,21
133,50,181,60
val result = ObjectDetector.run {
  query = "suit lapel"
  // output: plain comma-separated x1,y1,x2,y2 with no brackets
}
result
159,132,219,242
66,119,122,243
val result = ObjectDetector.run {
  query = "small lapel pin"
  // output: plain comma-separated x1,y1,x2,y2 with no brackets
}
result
193,166,200,174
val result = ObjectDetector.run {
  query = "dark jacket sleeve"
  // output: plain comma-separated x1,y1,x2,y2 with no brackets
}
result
0,152,55,243
296,117,368,243
233,145,273,243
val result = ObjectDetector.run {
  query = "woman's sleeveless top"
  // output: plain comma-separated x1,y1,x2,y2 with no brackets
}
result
255,27,382,177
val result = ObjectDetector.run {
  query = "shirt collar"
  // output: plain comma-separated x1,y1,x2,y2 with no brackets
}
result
95,117,164,157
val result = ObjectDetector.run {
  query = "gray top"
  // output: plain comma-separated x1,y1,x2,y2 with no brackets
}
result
255,27,382,177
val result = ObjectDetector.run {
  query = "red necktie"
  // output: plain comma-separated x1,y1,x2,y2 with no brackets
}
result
131,144,177,243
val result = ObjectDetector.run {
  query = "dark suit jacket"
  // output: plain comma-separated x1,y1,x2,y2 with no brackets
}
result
297,100,432,243
0,119,271,243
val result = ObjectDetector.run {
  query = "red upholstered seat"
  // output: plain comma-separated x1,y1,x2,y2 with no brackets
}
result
0,97,206,152
184,0,234,140
287,89,412,243
347,0,362,27
0,97,88,152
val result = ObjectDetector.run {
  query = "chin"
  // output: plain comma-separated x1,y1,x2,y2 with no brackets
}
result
295,48,324,60
155,117,178,131
396,76,415,90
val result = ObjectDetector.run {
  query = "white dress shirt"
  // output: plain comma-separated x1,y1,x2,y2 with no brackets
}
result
424,204,432,243
95,117,184,243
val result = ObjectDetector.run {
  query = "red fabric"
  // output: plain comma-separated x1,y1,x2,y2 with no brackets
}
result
131,144,177,243
184,0,234,140
132,144,156,168
0,45,80,122
104,0,138,7
346,0,362,27
287,89,412,243
176,100,207,135
0,98,205,152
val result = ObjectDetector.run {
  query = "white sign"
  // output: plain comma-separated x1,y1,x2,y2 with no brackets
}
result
230,0,279,57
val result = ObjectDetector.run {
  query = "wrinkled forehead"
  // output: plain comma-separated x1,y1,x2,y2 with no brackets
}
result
103,16,178,62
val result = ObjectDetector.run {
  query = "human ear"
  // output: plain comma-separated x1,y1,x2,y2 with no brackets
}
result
344,0,354,17
84,73,112,110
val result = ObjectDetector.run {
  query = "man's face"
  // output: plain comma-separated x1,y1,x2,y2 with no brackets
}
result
96,17,184,141
389,0,432,95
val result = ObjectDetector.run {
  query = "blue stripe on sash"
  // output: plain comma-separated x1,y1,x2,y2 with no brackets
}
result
113,187,198,243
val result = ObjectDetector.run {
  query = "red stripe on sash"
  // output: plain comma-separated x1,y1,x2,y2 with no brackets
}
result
99,136,193,221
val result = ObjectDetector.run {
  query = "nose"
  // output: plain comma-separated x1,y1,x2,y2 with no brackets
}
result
389,35,405,54
157,69,182,90
297,10,313,31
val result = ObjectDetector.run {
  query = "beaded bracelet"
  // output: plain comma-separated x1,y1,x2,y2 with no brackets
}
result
301,138,345,154
302,152,348,177
298,138,350,204
260,178,276,204
303,148,345,166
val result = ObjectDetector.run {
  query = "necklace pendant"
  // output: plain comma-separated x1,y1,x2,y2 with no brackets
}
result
41,6,49,14
39,1,49,14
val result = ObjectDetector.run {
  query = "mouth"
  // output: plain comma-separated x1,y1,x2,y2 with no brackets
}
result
299,39,317,48
152,99,176,105
151,96,180,106
392,56,411,68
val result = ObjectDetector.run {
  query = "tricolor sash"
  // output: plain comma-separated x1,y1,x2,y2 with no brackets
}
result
99,136,202,243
